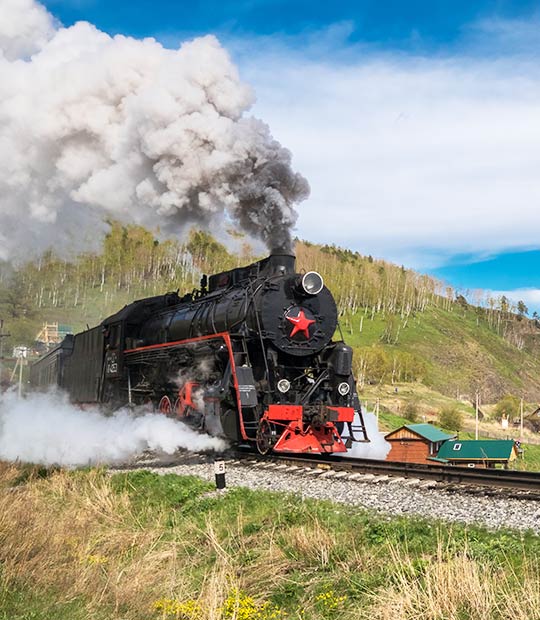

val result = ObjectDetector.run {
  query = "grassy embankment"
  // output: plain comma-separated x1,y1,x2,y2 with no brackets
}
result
341,303,540,401
1,464,539,620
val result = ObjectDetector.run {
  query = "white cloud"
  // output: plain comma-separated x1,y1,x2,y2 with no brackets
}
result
490,288,540,312
238,39,540,268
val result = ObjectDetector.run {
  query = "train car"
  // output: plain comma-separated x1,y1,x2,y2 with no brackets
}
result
31,252,369,454
29,334,74,390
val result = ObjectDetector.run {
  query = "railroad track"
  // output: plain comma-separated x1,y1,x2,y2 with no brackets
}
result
232,450,540,495
125,448,540,498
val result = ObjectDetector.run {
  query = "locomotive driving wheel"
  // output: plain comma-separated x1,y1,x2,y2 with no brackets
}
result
174,397,196,419
158,395,173,416
256,419,276,455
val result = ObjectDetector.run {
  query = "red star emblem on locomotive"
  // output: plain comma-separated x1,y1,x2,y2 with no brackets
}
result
286,308,316,339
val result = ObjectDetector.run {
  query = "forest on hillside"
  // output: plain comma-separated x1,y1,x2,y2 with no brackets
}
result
1,223,540,399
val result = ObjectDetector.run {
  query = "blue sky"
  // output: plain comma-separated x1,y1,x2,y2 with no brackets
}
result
41,0,538,48
39,0,540,311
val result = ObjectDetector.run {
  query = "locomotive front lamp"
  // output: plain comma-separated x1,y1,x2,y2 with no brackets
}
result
338,382,350,396
277,379,291,393
301,271,324,295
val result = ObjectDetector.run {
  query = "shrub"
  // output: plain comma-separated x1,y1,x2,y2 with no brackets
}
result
493,394,520,422
439,404,463,432
402,400,419,423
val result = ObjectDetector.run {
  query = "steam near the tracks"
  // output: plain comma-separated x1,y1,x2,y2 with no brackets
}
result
345,412,391,460
0,390,226,467
0,0,309,260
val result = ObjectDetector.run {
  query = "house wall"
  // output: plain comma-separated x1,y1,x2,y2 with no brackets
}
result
446,460,508,469
386,439,431,464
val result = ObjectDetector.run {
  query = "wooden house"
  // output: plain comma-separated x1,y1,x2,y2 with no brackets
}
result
431,439,519,468
385,424,456,464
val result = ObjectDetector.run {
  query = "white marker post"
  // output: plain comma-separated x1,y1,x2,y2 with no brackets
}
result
214,460,226,490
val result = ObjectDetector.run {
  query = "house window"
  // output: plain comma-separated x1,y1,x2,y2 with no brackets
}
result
453,443,462,451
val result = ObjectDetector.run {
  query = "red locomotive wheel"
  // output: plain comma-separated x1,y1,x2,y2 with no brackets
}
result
158,395,173,416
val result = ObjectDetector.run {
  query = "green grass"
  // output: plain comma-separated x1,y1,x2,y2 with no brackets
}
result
343,304,540,400
516,443,540,471
110,470,213,513
0,578,110,620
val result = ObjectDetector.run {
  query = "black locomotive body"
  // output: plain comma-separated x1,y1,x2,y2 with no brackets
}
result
31,253,369,454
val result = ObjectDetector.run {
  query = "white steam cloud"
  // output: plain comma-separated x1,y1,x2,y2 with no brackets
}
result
0,0,308,259
344,411,391,460
0,390,226,467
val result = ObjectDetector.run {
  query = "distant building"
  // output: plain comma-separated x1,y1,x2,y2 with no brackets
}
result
385,423,456,464
431,439,519,469
12,346,29,359
34,322,72,353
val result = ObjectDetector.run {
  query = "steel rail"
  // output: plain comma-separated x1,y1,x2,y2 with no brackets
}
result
233,449,540,492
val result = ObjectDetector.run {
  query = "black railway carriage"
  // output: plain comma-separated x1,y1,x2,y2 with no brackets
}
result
29,334,74,390
31,252,369,454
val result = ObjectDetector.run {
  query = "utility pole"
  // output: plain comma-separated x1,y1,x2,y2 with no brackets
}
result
475,391,479,440
10,346,28,398
0,319,11,388
18,355,23,398
520,397,524,441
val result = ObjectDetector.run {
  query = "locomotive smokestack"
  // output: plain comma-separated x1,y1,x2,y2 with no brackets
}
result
264,251,296,276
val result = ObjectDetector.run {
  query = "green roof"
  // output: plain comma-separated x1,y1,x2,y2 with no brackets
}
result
385,423,455,443
437,440,516,461
427,456,449,463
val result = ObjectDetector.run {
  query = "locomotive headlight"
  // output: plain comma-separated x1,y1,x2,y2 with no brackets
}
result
301,271,324,296
277,379,291,393
337,382,350,396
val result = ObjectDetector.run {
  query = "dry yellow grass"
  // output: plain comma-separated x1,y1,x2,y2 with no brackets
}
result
0,464,293,619
0,464,183,615
370,543,540,620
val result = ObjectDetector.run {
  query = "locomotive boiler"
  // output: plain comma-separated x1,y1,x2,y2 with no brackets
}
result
30,252,369,454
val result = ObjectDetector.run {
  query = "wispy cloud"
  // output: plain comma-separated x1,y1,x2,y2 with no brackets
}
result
463,16,540,56
230,20,540,269
490,288,540,310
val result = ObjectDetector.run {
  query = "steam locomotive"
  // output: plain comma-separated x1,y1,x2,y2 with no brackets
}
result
30,252,369,454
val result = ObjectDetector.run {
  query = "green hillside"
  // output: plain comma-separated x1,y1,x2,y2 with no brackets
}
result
296,243,540,402
2,223,540,404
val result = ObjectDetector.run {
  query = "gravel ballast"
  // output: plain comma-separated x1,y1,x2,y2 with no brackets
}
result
132,457,540,533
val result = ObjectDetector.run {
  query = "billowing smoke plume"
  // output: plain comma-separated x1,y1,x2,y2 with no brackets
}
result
0,0,309,259
0,390,226,466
